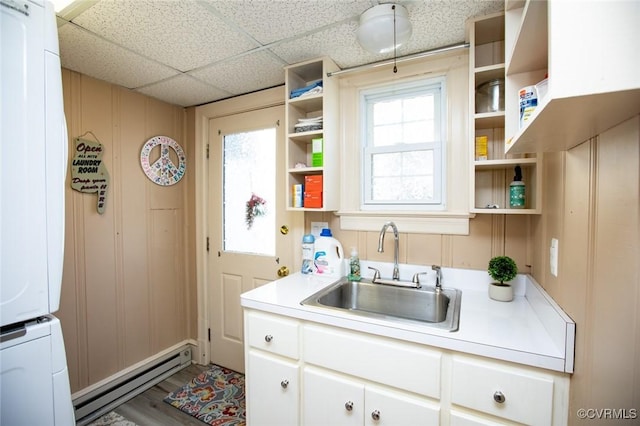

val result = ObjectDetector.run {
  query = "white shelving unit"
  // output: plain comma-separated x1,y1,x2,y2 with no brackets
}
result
469,12,541,214
284,57,339,211
504,0,640,154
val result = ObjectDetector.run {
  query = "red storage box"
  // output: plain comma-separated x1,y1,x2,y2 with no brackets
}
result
304,175,323,193
303,191,323,208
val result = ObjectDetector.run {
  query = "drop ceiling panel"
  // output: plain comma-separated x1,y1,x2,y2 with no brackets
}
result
135,75,231,107
209,0,371,45
55,0,506,107
270,21,379,69
190,50,286,96
58,23,178,89
406,1,504,52
70,0,258,72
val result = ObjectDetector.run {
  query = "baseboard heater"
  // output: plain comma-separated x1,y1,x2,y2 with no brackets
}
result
73,344,192,425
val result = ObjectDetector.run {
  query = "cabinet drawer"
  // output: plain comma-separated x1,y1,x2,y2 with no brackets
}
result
303,324,441,399
246,310,299,359
451,355,554,425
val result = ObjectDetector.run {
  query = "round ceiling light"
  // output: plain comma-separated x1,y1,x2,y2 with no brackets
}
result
356,4,412,54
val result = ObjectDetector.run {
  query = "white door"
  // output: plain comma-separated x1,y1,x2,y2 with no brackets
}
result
207,106,300,372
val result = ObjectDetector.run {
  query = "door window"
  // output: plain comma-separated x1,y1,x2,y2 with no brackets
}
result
223,128,276,256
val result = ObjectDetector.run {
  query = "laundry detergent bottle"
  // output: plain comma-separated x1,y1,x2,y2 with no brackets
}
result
313,228,345,277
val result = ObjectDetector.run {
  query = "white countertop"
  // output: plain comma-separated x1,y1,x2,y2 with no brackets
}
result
240,262,575,373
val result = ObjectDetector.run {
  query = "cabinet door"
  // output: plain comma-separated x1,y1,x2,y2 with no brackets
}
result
303,366,363,426
364,385,440,426
247,350,299,425
450,410,506,426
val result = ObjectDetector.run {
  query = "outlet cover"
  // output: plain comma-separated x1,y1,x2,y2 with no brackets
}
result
310,222,328,238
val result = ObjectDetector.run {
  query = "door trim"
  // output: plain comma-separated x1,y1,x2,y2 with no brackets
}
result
193,86,285,365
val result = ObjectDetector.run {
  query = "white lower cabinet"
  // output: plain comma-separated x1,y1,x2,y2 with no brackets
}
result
303,366,440,426
303,366,363,426
243,309,570,425
449,354,569,426
449,410,507,426
246,350,299,425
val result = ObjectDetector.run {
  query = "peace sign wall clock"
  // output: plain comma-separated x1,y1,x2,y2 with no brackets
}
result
140,136,186,186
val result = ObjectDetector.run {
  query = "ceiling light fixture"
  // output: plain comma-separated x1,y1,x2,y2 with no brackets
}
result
356,3,412,72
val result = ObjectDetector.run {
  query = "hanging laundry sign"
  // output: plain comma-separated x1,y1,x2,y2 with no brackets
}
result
140,135,186,186
71,137,110,214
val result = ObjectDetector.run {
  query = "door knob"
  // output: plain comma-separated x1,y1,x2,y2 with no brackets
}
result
277,266,289,277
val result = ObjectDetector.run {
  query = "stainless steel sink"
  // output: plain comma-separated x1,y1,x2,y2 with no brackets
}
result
301,278,461,331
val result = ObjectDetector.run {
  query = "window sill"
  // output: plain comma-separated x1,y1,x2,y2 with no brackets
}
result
336,211,471,235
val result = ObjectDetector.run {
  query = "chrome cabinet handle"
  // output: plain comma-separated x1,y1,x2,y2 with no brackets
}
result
371,409,381,421
280,379,289,389
264,334,273,342
493,390,506,403
344,401,354,411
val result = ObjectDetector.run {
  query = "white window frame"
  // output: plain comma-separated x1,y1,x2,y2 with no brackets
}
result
336,54,471,235
360,77,446,210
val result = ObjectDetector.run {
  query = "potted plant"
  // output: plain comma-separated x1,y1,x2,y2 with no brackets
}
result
488,256,518,302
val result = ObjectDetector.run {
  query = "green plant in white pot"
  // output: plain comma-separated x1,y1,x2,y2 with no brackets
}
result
488,256,518,302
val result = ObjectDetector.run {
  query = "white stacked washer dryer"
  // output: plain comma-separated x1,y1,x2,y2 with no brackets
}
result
0,0,75,424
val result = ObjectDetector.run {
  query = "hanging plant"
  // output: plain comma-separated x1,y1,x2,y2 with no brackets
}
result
245,193,267,229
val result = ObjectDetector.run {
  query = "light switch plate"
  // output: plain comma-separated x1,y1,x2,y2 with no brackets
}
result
550,238,559,277
310,222,328,238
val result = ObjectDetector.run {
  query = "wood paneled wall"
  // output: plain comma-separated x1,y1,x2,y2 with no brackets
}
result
58,69,196,393
530,116,640,424
309,213,532,277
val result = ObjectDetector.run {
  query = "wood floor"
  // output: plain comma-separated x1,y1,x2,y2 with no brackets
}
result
110,363,211,426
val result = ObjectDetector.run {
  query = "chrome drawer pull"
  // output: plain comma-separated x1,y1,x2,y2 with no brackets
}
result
344,401,354,411
371,409,381,421
264,334,273,342
493,390,506,403
280,379,289,389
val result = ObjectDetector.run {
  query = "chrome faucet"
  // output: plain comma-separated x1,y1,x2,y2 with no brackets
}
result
432,265,442,293
378,221,400,280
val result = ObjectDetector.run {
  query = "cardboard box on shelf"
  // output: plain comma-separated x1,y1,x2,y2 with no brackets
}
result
303,192,322,208
292,184,303,207
475,136,488,161
311,137,323,167
304,175,323,192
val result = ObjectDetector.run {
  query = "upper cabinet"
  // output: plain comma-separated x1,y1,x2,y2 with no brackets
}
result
469,12,541,214
284,57,339,211
504,0,640,154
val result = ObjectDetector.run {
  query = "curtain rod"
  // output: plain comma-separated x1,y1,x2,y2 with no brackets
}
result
327,42,470,77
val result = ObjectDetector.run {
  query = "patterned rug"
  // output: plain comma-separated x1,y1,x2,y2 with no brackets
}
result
164,364,246,426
